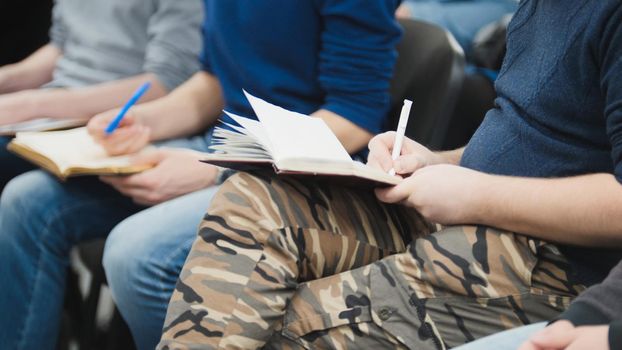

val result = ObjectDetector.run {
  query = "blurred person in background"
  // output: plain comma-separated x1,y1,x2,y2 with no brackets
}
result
0,0,203,188
0,0,204,349
396,0,518,56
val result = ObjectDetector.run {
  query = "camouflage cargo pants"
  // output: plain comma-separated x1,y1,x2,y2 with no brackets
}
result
159,172,584,350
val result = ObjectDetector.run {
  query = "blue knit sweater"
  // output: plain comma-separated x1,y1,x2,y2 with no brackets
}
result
461,0,622,284
201,0,401,134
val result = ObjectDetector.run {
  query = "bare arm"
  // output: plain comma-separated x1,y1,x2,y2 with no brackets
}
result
311,109,373,154
0,45,61,94
475,173,622,247
136,72,224,141
0,73,167,125
437,147,465,165
378,166,622,247
30,73,167,120
87,72,223,156
371,135,622,247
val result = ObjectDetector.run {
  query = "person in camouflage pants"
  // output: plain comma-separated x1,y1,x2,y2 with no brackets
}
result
158,171,584,350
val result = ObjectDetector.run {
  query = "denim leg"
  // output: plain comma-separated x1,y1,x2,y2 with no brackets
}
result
453,323,546,350
0,170,141,350
103,185,221,350
0,136,35,191
404,0,518,55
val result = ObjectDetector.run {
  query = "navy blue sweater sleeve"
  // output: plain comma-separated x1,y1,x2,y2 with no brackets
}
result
314,0,402,134
600,3,622,183
200,19,212,74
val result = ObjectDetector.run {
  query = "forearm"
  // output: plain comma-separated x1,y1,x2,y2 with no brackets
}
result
311,109,374,154
474,173,622,247
0,45,61,93
436,147,465,165
32,73,167,120
136,72,224,141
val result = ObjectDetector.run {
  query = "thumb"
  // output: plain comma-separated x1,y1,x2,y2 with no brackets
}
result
529,321,576,349
88,109,136,137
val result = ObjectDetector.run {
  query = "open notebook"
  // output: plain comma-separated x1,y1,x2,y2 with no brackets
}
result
204,91,401,187
7,127,152,180
0,118,86,136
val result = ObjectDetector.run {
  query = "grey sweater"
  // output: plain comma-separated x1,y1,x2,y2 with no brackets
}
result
560,259,622,349
49,0,204,91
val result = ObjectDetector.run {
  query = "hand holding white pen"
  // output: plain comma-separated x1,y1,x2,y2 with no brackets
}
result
388,99,412,176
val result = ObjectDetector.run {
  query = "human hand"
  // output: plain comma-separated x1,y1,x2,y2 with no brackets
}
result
99,148,218,206
368,132,445,176
87,108,150,156
0,90,38,125
519,320,610,350
375,164,489,224
395,3,412,19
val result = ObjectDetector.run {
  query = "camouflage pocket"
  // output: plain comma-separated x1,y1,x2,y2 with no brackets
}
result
280,265,413,350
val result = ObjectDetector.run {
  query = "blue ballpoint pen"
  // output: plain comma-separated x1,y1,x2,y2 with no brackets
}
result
104,82,152,135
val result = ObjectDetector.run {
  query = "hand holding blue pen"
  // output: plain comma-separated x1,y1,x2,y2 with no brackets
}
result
105,82,152,135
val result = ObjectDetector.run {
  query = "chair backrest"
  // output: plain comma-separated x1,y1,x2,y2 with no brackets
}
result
387,19,465,150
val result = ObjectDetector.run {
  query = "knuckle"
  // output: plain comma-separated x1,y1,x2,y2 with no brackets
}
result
144,177,160,189
145,193,160,203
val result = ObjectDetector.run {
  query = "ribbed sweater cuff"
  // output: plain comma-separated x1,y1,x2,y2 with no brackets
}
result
610,321,622,350
557,302,611,326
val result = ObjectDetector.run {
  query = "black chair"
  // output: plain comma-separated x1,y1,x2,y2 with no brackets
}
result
62,240,136,350
443,72,496,150
388,18,466,150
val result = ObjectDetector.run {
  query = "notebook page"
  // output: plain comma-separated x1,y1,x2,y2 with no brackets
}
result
243,91,351,164
224,111,275,156
15,128,134,172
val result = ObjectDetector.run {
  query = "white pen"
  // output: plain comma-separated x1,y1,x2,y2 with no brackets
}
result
388,99,413,176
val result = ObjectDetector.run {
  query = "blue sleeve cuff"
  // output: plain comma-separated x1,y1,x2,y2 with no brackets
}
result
558,301,611,326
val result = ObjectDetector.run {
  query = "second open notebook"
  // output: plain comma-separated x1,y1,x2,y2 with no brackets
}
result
203,91,401,187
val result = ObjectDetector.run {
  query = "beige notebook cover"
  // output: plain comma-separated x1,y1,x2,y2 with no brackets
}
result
7,127,152,180
204,91,401,187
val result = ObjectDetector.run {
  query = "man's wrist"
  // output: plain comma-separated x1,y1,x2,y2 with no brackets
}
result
468,172,497,224
137,100,166,141
435,148,464,166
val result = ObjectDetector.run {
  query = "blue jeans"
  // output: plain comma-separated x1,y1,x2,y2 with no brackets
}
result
453,322,546,350
0,136,35,190
404,0,518,55
0,136,220,350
